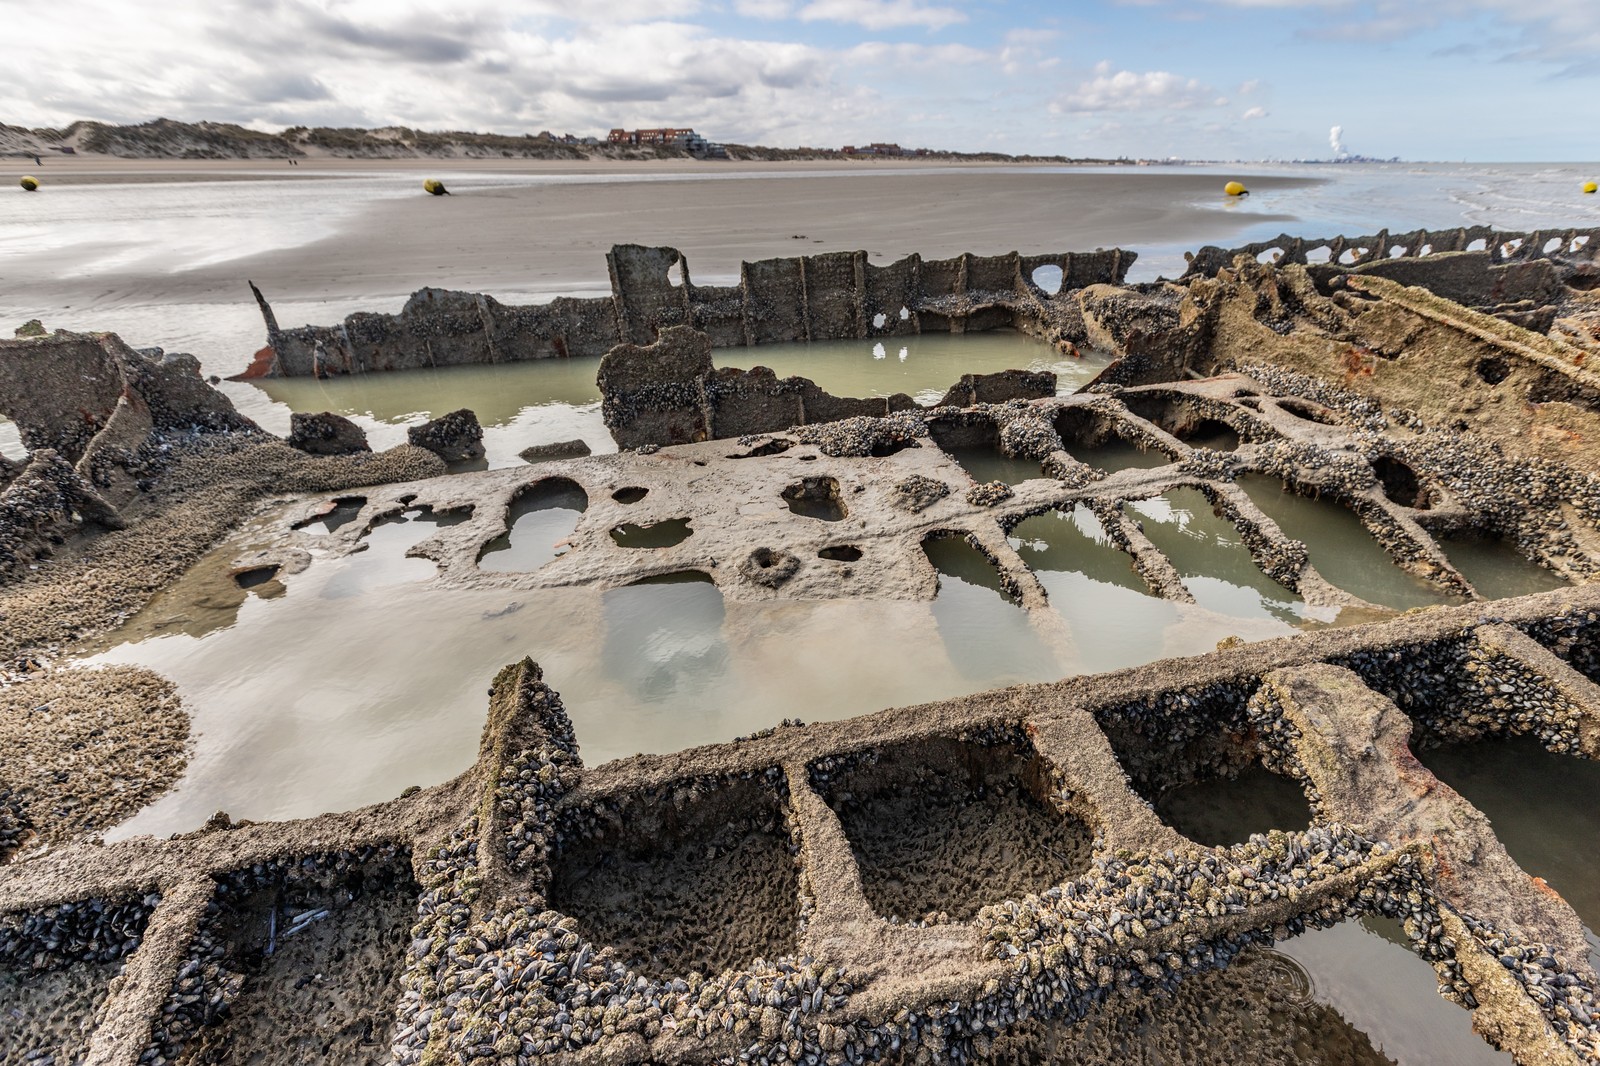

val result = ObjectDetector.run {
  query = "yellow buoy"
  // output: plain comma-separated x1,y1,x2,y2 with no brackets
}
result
1224,180,1248,197
1585,181,1598,195
20,176,38,191
423,178,450,196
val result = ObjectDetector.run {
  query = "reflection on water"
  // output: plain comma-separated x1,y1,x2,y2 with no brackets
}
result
1275,918,1513,1065
1014,508,1188,671
79,516,1051,833
296,496,366,534
1012,507,1326,668
1439,536,1570,601
0,415,25,461
923,537,1062,686
256,359,610,469
738,332,1110,402
970,918,1507,1064
1239,475,1455,612
252,331,1087,468
1128,489,1315,626
323,508,467,598
611,517,694,548
1419,737,1600,952
479,480,587,572
0,173,415,277
601,573,728,706
947,446,1045,486
1064,436,1173,473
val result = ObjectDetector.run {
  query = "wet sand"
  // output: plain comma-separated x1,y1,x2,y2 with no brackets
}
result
2,159,1311,306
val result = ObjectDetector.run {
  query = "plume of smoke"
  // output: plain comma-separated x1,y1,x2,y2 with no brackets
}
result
1329,125,1348,158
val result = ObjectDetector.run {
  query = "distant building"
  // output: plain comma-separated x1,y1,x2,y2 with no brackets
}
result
607,127,724,158
842,143,909,157
608,127,697,146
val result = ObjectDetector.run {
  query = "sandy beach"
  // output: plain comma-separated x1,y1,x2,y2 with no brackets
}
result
1,159,1311,307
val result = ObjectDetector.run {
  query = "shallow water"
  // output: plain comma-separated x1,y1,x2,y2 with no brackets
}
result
1133,759,1513,1063
257,356,611,468
946,446,1046,487
81,488,1380,833
1151,763,1314,847
1010,507,1296,667
0,416,24,461
1274,918,1513,1065
922,537,1063,686
1126,488,1319,626
1438,536,1571,601
478,480,587,572
1418,736,1600,954
1063,436,1173,473
254,331,1080,468
80,516,1035,833
1125,160,1600,282
1239,475,1457,612
739,332,1110,403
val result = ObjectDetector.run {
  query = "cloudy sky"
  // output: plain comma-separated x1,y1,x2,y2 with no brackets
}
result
3,0,1597,161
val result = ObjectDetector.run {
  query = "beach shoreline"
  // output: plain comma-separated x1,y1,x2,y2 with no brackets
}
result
0,162,1314,308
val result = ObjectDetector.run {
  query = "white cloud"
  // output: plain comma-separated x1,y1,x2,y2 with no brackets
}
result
734,0,798,17
797,0,966,31
0,0,1040,151
1050,62,1221,114
1241,106,1268,120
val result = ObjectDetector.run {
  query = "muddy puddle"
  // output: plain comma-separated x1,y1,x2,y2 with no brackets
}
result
249,332,1097,467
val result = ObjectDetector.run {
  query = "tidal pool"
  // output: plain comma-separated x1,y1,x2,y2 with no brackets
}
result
1437,536,1571,601
0,415,23,461
1062,435,1173,473
961,918,1508,1065
79,516,1034,834
1150,763,1315,847
1273,918,1514,1065
1126,488,1324,627
250,331,1093,468
477,479,588,572
1009,507,1300,668
1239,475,1457,612
1417,736,1600,955
922,536,1062,685
945,446,1047,487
